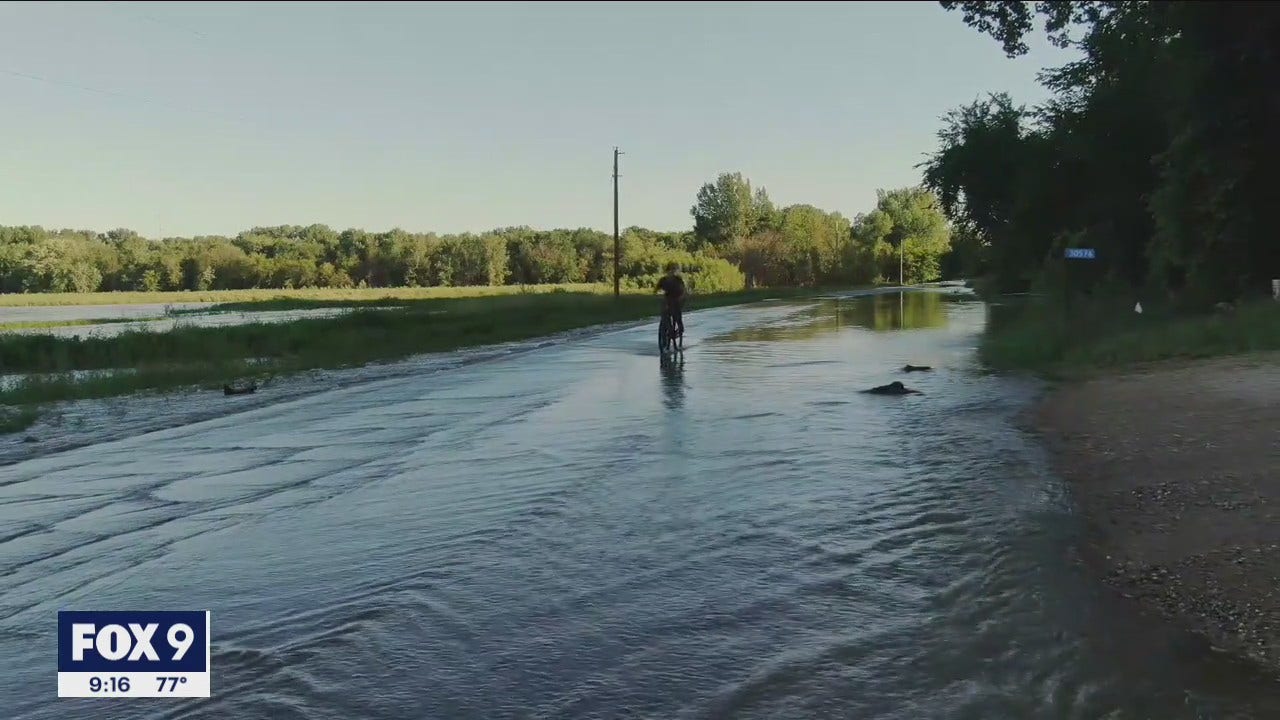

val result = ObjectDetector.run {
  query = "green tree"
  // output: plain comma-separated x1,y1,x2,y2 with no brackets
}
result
19,237,103,293
770,205,852,286
851,188,952,285
920,93,1039,291
936,0,1280,304
690,172,775,250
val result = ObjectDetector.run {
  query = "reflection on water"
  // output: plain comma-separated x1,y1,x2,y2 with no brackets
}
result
709,291,954,345
8,293,1280,720
847,292,954,331
982,296,1034,334
659,351,686,409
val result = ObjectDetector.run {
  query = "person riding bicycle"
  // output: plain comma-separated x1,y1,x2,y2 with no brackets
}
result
656,261,686,340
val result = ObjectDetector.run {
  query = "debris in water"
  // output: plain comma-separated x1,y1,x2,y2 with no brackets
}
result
862,381,922,395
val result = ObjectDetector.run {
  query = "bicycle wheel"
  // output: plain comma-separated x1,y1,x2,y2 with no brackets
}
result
658,313,671,353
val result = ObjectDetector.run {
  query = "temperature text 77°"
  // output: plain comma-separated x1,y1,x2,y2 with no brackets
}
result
156,676,189,692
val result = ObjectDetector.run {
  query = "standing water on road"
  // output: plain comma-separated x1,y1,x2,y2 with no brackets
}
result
3,292,1279,719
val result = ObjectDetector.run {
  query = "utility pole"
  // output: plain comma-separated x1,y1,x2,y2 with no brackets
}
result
613,146,623,298
898,240,905,328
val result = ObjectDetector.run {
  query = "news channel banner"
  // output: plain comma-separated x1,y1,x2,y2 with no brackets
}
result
57,610,210,698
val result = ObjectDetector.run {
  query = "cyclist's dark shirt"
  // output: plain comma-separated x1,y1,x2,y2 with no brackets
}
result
657,275,685,306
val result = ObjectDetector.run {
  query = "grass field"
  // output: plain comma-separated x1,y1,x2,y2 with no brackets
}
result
0,406,39,434
981,294,1280,378
0,317,154,331
0,285,838,432
0,283,617,307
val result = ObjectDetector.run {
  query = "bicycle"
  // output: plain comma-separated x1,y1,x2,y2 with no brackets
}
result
658,302,683,354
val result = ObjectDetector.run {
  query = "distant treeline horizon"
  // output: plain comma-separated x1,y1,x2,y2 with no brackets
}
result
0,176,958,295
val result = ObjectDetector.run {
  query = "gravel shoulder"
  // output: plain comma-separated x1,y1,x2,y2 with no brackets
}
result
1035,352,1280,667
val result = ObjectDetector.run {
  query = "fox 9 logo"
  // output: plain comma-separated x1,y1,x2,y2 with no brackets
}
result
58,611,208,673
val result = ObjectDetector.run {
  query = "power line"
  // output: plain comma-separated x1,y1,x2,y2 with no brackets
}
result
90,2,212,40
3,5,235,126
613,146,623,299
2,68,139,103
0,68,257,130
134,11,209,40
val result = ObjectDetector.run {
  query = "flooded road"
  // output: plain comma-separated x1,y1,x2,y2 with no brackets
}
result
4,293,1280,719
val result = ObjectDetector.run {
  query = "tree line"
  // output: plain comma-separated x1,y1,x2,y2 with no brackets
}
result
923,1,1280,306
0,179,955,295
691,175,950,288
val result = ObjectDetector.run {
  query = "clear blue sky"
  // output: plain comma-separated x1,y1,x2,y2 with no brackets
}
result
0,1,1074,238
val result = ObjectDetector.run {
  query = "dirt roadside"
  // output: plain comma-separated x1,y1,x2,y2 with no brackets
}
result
1035,352,1280,668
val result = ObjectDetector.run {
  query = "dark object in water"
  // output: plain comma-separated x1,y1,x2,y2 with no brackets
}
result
223,383,257,396
862,381,922,396
902,364,932,372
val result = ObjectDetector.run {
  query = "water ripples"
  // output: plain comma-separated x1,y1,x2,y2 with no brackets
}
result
4,294,1280,719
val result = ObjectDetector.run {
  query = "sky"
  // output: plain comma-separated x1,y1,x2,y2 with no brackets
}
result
0,1,1076,238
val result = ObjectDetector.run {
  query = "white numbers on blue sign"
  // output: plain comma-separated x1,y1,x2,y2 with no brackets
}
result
1064,248,1096,260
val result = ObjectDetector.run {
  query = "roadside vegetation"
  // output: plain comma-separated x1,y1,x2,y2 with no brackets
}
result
981,292,1280,378
929,3,1280,376
0,317,152,332
0,406,39,434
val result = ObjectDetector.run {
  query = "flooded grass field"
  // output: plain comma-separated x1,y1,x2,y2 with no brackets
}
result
0,305,397,339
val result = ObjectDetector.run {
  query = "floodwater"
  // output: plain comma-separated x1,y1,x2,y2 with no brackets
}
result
0,303,216,324
4,292,1280,719
1,307,396,339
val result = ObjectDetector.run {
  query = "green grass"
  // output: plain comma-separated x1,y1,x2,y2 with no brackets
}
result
0,283,615,307
0,364,250,406
0,317,160,331
0,406,39,434
981,294,1280,378
164,296,426,314
0,286,838,421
